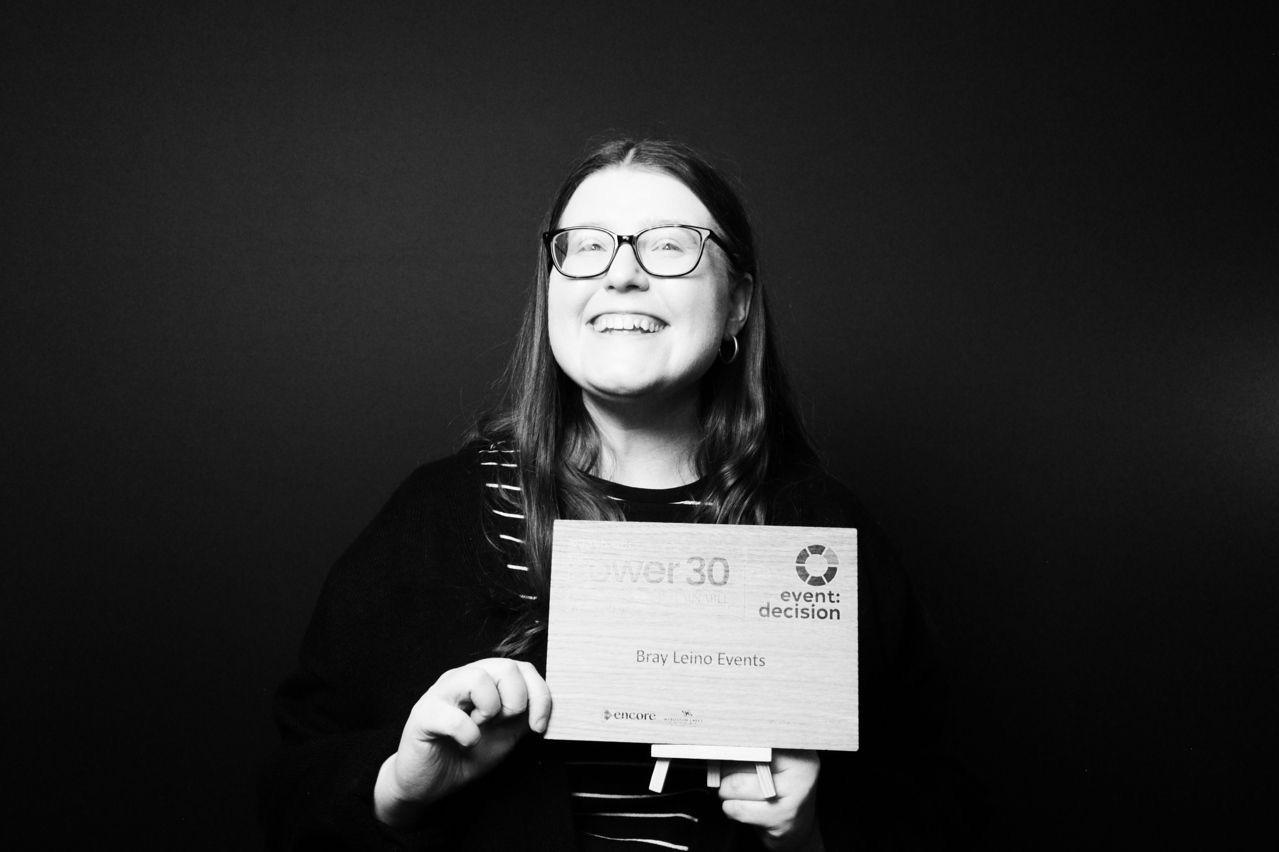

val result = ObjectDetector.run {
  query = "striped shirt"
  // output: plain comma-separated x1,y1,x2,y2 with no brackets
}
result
480,446,714,850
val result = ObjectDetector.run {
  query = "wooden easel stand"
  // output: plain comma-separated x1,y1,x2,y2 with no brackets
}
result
648,744,776,797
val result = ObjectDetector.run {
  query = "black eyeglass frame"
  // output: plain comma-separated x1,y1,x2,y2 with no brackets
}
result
541,225,731,279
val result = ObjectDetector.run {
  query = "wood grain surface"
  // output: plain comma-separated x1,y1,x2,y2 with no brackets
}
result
545,521,858,751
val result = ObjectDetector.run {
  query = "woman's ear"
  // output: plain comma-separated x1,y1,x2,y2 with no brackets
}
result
726,274,754,336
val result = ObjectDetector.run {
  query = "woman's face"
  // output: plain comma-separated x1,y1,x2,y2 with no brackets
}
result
547,166,751,408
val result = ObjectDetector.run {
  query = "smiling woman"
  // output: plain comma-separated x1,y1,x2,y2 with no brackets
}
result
260,139,982,850
547,167,750,444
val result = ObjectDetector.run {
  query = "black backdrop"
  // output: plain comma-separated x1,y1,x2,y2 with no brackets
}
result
5,3,1275,848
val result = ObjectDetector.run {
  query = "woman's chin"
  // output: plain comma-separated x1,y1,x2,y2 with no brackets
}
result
580,377,692,407
585,382,662,402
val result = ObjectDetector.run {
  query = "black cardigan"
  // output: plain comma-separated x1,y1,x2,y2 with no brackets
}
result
260,447,980,849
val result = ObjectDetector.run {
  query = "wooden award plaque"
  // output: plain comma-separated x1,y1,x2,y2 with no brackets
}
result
544,521,858,752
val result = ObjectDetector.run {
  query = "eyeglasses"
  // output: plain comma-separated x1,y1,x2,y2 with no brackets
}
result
543,225,728,279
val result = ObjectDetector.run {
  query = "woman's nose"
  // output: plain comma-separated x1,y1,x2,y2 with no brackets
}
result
604,243,649,290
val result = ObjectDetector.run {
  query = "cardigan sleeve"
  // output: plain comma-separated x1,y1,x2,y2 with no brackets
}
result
258,453,505,850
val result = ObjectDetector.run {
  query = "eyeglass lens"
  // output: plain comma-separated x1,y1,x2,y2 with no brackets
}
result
551,227,706,277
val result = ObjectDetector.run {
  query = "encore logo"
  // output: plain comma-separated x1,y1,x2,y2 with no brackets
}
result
603,709,656,722
795,544,838,586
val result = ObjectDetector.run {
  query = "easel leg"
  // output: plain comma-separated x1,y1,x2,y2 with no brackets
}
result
755,762,777,798
706,760,721,787
648,758,671,793
649,745,772,796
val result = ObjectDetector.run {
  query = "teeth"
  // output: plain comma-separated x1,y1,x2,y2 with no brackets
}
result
592,314,665,333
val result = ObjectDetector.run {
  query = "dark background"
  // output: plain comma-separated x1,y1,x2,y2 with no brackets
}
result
5,3,1275,848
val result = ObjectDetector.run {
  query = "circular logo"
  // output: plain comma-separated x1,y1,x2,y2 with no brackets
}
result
795,544,838,586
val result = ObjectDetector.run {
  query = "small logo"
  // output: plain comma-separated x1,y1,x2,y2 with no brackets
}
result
603,708,656,722
795,544,838,586
661,708,702,727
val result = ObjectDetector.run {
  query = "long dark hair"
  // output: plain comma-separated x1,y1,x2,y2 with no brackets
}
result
476,138,817,656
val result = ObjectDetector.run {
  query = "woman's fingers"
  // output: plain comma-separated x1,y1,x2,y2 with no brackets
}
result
411,695,483,748
717,762,772,800
516,660,553,733
719,750,819,799
382,659,551,816
423,658,551,733
722,797,791,825
476,658,532,722
718,751,821,847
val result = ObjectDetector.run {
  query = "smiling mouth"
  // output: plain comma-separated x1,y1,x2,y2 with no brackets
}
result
589,314,668,334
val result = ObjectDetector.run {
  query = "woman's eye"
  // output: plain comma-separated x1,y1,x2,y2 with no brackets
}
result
571,239,605,253
654,240,685,252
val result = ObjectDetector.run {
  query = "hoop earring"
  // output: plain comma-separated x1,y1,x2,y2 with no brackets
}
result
719,334,739,364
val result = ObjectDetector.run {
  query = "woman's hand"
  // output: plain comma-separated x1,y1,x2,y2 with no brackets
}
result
373,658,551,827
719,750,824,851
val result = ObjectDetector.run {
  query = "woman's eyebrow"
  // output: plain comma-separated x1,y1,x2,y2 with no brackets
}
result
556,219,704,231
